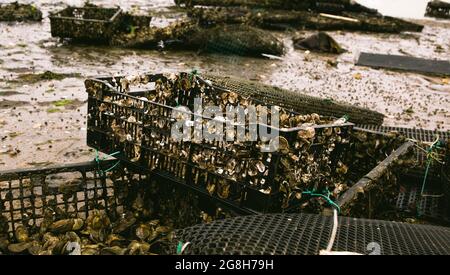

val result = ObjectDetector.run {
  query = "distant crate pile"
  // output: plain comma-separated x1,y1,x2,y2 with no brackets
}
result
0,162,231,255
49,5,285,57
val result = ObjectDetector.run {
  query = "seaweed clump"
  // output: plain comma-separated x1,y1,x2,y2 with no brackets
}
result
0,2,42,22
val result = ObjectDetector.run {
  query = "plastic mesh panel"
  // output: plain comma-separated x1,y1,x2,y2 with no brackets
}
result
202,74,385,125
174,213,450,255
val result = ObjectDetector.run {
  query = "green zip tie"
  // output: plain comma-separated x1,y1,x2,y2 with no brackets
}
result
189,69,199,82
95,150,121,176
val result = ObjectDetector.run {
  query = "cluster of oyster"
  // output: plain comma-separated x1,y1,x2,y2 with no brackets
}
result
0,174,233,255
0,210,173,255
92,72,415,213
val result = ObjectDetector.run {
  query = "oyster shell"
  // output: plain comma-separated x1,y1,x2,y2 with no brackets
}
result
298,127,315,140
14,225,29,243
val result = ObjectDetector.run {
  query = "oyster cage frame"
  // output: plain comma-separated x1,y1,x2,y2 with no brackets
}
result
49,6,123,42
85,73,416,214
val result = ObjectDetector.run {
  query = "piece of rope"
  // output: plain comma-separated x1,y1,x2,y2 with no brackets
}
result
413,137,445,217
302,189,345,254
326,209,339,252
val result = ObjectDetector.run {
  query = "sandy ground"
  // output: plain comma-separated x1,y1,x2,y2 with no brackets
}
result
0,0,449,170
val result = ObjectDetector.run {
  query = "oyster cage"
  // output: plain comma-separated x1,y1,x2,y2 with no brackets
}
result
0,161,228,240
49,6,122,42
85,73,418,215
0,161,149,237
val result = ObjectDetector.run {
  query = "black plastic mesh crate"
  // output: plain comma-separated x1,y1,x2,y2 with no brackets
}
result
2,163,449,255
49,7,122,41
0,161,230,237
0,161,122,236
172,213,450,255
0,162,238,255
86,73,415,215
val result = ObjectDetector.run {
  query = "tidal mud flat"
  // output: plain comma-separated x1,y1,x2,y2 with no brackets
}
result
0,0,449,170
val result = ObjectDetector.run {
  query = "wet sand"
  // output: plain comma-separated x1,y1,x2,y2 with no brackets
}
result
0,0,449,170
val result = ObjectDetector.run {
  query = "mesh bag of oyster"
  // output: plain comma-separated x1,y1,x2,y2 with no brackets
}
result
85,72,418,216
0,161,232,255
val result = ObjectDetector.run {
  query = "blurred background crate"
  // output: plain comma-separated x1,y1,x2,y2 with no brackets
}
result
49,6,122,42
426,0,450,19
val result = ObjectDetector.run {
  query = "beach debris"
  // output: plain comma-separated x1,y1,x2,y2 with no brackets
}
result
293,32,346,54
0,100,29,109
353,73,362,80
356,53,450,77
